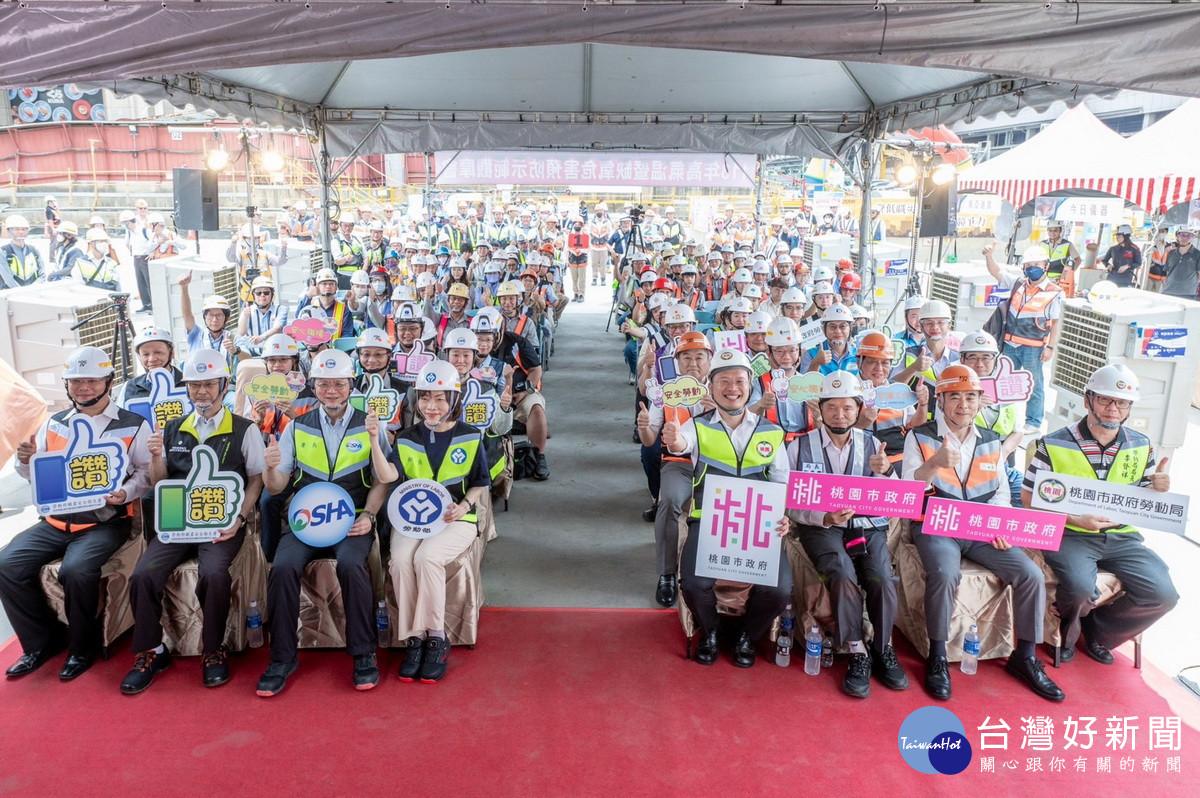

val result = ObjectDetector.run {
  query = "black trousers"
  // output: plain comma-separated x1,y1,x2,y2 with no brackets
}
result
129,529,246,654
798,524,898,653
0,519,130,656
266,531,375,662
133,255,152,306
679,519,793,642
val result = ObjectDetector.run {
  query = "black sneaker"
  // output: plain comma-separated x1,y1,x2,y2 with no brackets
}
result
256,658,298,698
534,453,550,481
641,503,658,522
418,636,451,683
872,645,910,691
202,648,230,688
398,636,424,682
354,653,380,690
120,649,173,695
842,652,871,698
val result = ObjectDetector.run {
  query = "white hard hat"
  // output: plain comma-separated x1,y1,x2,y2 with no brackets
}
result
819,370,862,400
813,265,836,283
294,200,308,211
57,221,79,237
394,302,422,323
669,254,686,267
904,296,926,312
1116,224,1133,236
959,330,999,355
822,304,856,325
368,220,384,232
483,260,504,274
681,263,699,275
706,250,723,262
743,284,764,300
918,299,952,321
708,348,753,377
630,252,650,263
63,346,114,379
1046,219,1066,230
251,275,275,292
356,328,392,351
470,308,503,333
4,214,31,229
118,210,136,223
147,213,166,226
1022,245,1051,263
88,214,105,227
646,294,671,312
315,268,338,283
811,281,836,297
664,304,696,325
443,328,478,351
752,261,771,275
350,269,370,286
765,316,801,347
391,285,416,303
238,224,267,239
639,270,659,284
133,327,174,352
781,287,807,306
310,350,355,380
415,360,462,393
85,228,109,242
726,296,754,314
776,254,793,265
263,334,300,358
416,273,436,289
44,195,56,203
744,310,773,334
202,295,231,313
182,350,231,382
731,268,753,284
1085,363,1140,402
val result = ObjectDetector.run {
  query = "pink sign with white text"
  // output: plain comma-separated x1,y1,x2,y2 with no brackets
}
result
786,472,926,519
921,497,1065,551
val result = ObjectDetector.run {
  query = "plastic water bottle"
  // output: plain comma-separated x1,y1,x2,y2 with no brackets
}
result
246,600,263,648
805,626,823,675
375,600,391,648
821,634,835,669
961,624,980,675
775,604,795,667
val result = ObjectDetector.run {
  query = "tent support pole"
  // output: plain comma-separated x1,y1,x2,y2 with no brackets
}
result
753,154,765,250
317,112,333,270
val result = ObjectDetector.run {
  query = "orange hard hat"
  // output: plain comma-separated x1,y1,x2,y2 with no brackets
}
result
840,272,862,291
837,257,854,270
935,364,983,394
653,277,677,292
856,332,892,360
675,331,713,355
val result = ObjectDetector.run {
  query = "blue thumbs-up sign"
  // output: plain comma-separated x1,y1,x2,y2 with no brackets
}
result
30,416,128,514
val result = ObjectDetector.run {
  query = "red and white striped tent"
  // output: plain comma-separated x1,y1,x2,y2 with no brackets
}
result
1121,99,1200,212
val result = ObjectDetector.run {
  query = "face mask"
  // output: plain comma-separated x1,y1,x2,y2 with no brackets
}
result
826,424,852,435
373,280,387,294
1024,265,1046,282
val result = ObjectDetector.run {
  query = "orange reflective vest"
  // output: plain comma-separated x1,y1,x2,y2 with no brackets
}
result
43,408,142,531
912,421,1004,516
1004,279,1062,348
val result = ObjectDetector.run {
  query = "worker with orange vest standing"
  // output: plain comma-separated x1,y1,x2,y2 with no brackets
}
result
1,347,152,681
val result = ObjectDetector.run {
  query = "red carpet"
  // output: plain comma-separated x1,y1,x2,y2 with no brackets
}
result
1,608,1197,796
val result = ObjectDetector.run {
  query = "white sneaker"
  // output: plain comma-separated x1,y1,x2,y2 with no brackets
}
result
1023,424,1042,436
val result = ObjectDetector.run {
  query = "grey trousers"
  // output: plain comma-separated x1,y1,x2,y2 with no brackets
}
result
913,523,1045,644
654,460,692,576
1042,530,1178,651
799,524,897,654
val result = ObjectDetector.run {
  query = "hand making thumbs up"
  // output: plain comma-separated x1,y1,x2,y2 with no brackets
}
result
1150,456,1171,493
869,441,891,475
930,435,961,470
264,435,281,470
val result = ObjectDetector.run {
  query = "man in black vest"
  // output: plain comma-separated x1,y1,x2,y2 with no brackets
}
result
120,350,265,694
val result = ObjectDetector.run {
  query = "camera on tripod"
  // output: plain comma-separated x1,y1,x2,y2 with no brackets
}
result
628,204,645,224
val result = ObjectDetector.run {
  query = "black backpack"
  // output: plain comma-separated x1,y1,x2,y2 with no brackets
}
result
511,441,540,481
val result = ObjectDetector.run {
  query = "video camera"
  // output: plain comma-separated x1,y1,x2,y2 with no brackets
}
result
628,204,645,224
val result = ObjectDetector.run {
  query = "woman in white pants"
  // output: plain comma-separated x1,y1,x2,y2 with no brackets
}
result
386,360,490,683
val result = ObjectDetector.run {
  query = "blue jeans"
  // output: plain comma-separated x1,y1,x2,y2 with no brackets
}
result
1003,342,1046,427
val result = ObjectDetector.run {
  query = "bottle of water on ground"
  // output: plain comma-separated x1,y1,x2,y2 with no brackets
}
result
805,626,823,675
821,634,834,669
246,600,264,648
376,600,391,648
775,604,794,667
961,623,980,675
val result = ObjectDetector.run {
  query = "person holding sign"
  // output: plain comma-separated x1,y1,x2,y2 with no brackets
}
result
902,364,1063,702
750,317,818,445
1022,364,1178,666
442,328,512,488
257,350,392,697
891,299,959,423
385,360,491,683
120,350,265,694
117,327,183,411
800,304,859,376
787,371,909,698
854,331,928,469
664,349,792,668
354,328,408,440
295,268,355,340
958,330,1025,504
1,347,152,680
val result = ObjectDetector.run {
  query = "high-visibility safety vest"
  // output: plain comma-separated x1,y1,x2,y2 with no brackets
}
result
1004,279,1062,348
705,276,727,301
291,408,373,510
678,290,702,310
3,243,42,285
911,421,1004,516
79,255,119,288
392,423,483,523
1040,425,1150,534
333,235,364,274
163,410,251,481
689,412,785,518
791,428,888,533
868,403,908,465
757,372,815,443
976,401,1019,438
42,407,144,531
1043,239,1074,280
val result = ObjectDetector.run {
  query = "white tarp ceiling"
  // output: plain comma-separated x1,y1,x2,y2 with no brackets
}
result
5,1,1195,158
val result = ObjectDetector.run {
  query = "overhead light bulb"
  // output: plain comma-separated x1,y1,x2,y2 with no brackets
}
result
205,149,230,171
260,150,285,173
895,164,918,186
931,163,956,186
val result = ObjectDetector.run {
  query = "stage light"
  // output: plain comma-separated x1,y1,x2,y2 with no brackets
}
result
895,164,918,186
260,150,285,173
205,148,230,171
931,163,956,186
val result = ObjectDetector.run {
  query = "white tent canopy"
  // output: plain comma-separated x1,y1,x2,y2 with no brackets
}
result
1122,99,1200,212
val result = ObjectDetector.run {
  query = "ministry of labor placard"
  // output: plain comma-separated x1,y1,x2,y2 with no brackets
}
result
1031,472,1189,537
696,475,785,587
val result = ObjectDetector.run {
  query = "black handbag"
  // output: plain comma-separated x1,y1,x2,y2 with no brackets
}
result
983,280,1016,342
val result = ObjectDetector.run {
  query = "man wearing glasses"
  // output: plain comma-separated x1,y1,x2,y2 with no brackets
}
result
1161,227,1200,300
1021,365,1178,666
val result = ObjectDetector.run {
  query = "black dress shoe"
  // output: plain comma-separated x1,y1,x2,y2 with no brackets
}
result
398,636,423,682
842,652,871,698
923,655,952,700
694,631,718,665
872,645,910,691
655,575,677,608
1052,644,1075,664
202,649,229,688
533,453,550,481
642,503,658,522
5,643,64,678
732,632,756,668
59,654,94,681
121,649,173,694
1005,656,1066,702
354,653,380,690
1081,636,1115,665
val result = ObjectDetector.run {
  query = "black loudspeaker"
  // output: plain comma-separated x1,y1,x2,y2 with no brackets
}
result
919,177,957,238
173,168,220,231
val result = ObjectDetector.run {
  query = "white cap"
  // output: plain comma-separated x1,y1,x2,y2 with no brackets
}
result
1086,363,1140,402
63,346,114,379
182,350,231,382
310,350,355,379
818,370,862,400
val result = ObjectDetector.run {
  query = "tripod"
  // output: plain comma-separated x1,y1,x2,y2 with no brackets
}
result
72,292,134,383
606,219,646,332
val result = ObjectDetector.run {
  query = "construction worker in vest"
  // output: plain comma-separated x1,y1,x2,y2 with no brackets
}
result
332,213,364,290
637,331,714,608
1,347,152,680
490,308,550,481
383,361,491,684
1,213,44,288
63,228,120,291
117,327,183,410
1022,364,1178,666
903,364,1064,702
664,349,792,667
801,304,859,375
749,316,818,445
891,299,958,421
258,350,392,697
1041,219,1080,290
1143,224,1171,292
354,328,407,440
983,241,1063,436
389,302,428,394
442,327,512,490
120,350,265,694
715,268,753,314
225,224,284,303
788,370,909,698
47,221,84,281
235,276,290,358
957,329,1025,503
676,262,704,310
291,200,315,242
854,331,928,469
802,281,837,323
496,280,540,348
297,268,356,339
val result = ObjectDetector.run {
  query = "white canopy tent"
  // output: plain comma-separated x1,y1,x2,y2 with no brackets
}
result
1121,99,1200,213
